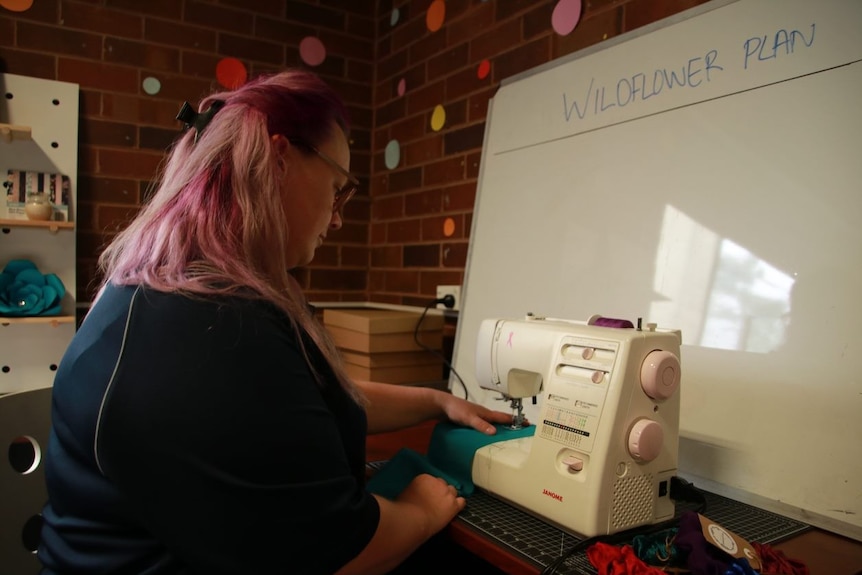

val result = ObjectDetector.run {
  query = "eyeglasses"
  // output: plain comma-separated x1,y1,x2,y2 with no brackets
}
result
289,140,359,213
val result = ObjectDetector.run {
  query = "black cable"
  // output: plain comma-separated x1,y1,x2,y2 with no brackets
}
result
413,299,469,399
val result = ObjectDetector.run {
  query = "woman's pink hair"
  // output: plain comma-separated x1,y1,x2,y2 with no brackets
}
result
97,69,363,403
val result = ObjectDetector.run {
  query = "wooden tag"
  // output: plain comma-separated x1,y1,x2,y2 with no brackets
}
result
697,513,762,571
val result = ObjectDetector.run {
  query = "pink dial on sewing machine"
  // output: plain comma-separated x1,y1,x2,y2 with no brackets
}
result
639,349,681,400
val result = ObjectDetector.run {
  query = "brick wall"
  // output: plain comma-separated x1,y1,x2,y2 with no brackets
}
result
0,0,706,308
369,0,708,309
0,0,376,305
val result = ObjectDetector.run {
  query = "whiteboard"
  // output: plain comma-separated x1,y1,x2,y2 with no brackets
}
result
451,0,862,540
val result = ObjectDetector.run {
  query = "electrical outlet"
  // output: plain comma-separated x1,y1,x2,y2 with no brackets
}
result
436,285,461,311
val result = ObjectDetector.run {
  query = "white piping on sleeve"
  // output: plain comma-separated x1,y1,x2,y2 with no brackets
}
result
94,285,142,476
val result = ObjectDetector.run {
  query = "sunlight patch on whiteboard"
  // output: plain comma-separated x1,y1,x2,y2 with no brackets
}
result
650,205,793,353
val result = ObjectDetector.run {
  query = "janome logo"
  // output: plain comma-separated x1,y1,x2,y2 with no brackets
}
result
542,489,563,502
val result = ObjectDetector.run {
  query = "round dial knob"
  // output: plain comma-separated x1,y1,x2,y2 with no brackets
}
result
628,418,664,462
640,349,680,400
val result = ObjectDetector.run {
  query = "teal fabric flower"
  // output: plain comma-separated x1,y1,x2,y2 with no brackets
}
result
0,259,65,316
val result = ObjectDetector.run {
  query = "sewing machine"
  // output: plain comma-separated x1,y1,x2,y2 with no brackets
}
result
472,314,682,538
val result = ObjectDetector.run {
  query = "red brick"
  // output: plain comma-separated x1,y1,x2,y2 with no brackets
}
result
405,188,442,216
444,122,485,154
219,0,285,17
58,58,139,93
98,148,164,179
387,219,422,243
218,33,284,66
554,6,622,58
404,134,443,165
285,1,346,30
471,19,521,62
0,48,56,79
385,270,420,292
145,19,217,52
61,3,143,39
441,241,468,267
494,37,552,81
423,156,465,186
406,78,445,115
97,203,140,233
409,29,447,64
78,175,139,204
468,86,496,122
104,37,180,72
17,22,102,60
442,182,476,211
105,0,182,20
101,94,181,128
372,195,404,220
341,246,370,267
81,118,137,147
448,2,494,46
184,1,254,35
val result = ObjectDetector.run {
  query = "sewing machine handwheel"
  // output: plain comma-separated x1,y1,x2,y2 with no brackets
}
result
640,349,681,400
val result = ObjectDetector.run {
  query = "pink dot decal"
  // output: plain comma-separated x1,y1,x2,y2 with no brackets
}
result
397,77,406,97
552,0,582,36
477,60,491,80
426,0,446,33
216,58,247,89
300,36,326,67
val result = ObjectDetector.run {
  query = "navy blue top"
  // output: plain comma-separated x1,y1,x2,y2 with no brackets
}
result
39,284,379,574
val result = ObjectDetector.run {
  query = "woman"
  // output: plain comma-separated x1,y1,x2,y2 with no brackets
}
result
39,70,514,574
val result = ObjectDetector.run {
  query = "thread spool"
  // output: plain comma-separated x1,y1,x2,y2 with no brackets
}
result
588,315,634,329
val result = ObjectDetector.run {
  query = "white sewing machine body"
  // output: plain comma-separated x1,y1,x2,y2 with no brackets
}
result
472,315,682,538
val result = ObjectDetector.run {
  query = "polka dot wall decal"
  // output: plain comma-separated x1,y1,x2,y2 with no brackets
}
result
0,0,34,11
390,8,400,27
216,57,247,89
443,217,456,237
552,0,582,36
477,59,491,80
426,0,445,33
397,77,406,97
142,77,161,95
299,36,326,67
384,140,401,170
430,104,446,132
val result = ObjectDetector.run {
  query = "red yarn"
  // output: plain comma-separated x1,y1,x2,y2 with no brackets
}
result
752,542,810,575
587,542,666,575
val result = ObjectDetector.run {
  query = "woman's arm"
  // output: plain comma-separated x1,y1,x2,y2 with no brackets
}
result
334,474,465,575
356,380,516,435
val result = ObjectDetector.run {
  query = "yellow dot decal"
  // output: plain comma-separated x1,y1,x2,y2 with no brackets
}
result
430,105,446,132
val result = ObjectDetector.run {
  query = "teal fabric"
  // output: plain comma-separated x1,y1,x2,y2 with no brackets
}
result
366,421,535,499
0,259,65,316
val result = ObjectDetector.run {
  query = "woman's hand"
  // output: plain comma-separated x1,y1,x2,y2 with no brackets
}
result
435,392,522,435
397,474,465,533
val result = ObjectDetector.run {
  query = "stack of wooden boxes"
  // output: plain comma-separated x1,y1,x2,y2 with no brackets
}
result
323,308,444,386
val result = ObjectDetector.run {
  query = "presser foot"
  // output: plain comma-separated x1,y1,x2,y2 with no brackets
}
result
509,398,526,430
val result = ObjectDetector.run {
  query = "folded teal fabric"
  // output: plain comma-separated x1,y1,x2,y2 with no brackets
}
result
366,447,464,499
0,259,65,316
366,421,535,499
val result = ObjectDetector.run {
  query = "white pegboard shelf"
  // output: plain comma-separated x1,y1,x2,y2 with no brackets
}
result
0,219,74,232
0,316,75,327
1,72,79,396
0,122,32,143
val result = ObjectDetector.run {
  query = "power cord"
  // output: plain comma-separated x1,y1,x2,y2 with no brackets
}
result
414,296,469,399
539,476,708,574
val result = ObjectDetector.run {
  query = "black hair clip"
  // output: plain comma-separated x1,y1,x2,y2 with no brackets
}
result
176,99,225,143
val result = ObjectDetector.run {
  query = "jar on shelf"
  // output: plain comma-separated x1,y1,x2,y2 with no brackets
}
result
24,192,54,221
